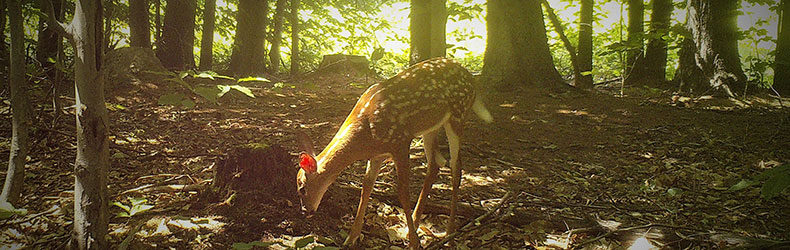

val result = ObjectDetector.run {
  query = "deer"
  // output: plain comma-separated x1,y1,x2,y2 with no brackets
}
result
295,57,493,249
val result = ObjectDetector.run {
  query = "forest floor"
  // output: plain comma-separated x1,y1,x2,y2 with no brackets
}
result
1,67,790,250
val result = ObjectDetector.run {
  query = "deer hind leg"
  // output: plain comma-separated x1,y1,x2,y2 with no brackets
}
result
443,119,463,234
344,156,386,246
412,130,445,227
392,145,420,249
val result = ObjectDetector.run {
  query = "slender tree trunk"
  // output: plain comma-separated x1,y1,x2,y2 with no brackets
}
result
269,0,287,73
37,0,63,67
481,0,565,89
155,0,161,42
290,0,300,75
44,0,110,247
199,0,216,71
230,0,268,76
129,0,151,48
775,0,790,96
542,0,580,81
156,0,196,70
409,0,446,65
688,0,746,97
104,0,114,51
629,0,673,87
674,33,706,94
0,0,6,71
577,0,594,88
626,0,644,75
0,0,30,207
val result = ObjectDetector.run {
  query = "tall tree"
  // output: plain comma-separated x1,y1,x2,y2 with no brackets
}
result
129,0,151,48
775,0,790,96
156,0,196,70
269,0,287,73
626,0,644,75
0,0,30,207
687,0,746,96
290,0,300,75
155,0,161,42
577,0,594,89
627,0,673,87
230,0,268,76
409,0,446,65
44,0,110,248
481,0,565,89
0,0,6,68
199,0,216,70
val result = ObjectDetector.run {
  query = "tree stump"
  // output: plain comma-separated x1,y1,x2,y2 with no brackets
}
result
206,143,296,202
316,54,371,75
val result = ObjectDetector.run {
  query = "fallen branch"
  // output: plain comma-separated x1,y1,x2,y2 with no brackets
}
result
426,191,515,249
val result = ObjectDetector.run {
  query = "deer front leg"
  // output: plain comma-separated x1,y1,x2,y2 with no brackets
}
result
444,122,462,234
393,148,420,249
412,131,445,227
344,157,385,246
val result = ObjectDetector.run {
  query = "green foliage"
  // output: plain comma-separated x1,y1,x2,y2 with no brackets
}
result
0,201,28,219
155,70,257,108
730,164,790,199
111,197,154,218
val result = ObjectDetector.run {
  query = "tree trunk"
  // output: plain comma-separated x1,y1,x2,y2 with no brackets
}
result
688,0,746,97
775,0,790,96
37,0,63,68
0,0,6,71
674,32,706,94
72,1,110,248
290,0,300,76
577,0,594,89
409,0,446,65
626,0,644,75
129,0,151,48
199,0,216,71
230,0,268,77
104,0,114,51
481,0,565,90
156,0,196,70
0,0,30,207
269,0,287,74
43,0,110,247
628,0,673,87
155,0,161,42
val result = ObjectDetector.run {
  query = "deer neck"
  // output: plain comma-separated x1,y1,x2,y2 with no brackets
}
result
315,120,373,177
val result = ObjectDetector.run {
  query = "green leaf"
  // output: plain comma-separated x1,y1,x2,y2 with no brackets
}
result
480,230,498,241
729,179,758,191
229,85,256,98
116,211,131,218
158,93,185,106
181,99,196,108
755,164,790,181
111,152,129,159
237,76,271,83
667,187,682,196
761,171,790,199
218,85,232,98
0,201,27,219
194,72,216,80
294,236,315,248
111,201,131,212
129,204,154,216
130,197,148,206
194,86,222,103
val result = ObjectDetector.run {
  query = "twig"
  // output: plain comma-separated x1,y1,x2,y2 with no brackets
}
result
426,191,514,249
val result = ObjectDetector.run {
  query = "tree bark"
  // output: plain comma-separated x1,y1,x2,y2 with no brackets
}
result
155,0,161,42
129,0,151,48
674,33,706,94
230,0,268,77
577,0,594,89
269,0,287,73
628,0,673,87
199,0,216,71
104,0,115,51
626,0,644,75
44,0,110,247
775,0,790,96
37,0,63,67
156,0,196,70
290,0,300,75
687,0,746,97
0,0,6,71
481,0,565,90
409,0,446,65
0,0,30,207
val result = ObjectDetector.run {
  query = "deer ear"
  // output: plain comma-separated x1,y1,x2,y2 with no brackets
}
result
299,152,317,173
296,130,316,156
